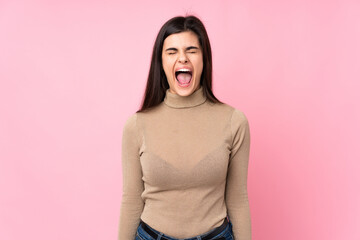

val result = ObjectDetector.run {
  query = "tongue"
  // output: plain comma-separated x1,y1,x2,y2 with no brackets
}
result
176,73,192,84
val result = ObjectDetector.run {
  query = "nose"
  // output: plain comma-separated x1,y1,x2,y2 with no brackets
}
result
178,51,188,63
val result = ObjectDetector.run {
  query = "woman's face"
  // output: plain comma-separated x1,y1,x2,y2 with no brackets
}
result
162,31,203,96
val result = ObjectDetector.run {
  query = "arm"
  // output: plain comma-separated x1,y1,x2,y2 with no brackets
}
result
225,109,251,240
118,114,145,240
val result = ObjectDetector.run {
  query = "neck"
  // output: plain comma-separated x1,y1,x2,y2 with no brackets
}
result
164,86,207,109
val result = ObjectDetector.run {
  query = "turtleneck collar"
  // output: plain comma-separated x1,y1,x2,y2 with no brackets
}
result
163,86,207,109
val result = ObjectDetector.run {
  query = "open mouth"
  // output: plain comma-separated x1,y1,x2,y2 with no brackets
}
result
175,69,192,87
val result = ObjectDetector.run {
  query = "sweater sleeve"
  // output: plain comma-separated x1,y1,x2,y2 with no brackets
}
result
225,109,251,240
118,113,144,240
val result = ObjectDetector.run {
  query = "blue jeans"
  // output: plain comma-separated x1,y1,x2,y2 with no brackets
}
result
135,217,234,240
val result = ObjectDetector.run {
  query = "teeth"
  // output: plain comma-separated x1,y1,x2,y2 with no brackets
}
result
177,68,191,72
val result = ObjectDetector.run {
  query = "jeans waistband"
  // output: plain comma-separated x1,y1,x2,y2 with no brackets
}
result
138,216,231,240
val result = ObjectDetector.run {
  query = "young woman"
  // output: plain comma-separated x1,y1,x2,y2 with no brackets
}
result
118,15,251,240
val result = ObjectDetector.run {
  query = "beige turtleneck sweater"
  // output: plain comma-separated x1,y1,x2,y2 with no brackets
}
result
118,86,251,240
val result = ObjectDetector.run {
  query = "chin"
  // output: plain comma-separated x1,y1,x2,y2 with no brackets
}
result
173,83,197,96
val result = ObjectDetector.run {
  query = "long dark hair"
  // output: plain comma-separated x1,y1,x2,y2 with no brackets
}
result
137,15,223,113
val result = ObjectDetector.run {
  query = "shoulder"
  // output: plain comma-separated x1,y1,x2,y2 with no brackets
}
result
210,101,248,124
204,101,249,130
122,112,140,135
216,103,249,132
122,112,143,146
230,108,249,125
124,112,137,127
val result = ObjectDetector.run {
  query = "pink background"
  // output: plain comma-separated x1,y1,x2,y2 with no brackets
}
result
1,0,359,239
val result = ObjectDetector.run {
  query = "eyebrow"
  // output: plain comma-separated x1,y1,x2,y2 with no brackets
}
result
165,46,200,51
